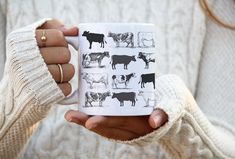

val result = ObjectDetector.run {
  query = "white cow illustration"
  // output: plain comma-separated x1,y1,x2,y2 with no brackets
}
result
138,91,156,107
137,32,155,48
82,73,108,89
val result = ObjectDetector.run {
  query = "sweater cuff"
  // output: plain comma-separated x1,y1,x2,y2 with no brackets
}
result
6,19,64,109
112,75,187,146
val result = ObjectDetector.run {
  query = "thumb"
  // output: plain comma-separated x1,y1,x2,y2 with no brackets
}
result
149,109,168,129
60,26,79,36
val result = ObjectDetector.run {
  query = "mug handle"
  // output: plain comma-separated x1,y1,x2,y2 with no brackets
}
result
58,36,79,105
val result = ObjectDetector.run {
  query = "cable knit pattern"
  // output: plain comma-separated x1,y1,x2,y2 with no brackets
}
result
0,0,235,159
118,75,234,158
0,19,65,159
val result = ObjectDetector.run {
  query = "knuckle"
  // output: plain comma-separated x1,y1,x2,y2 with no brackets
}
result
65,83,72,95
68,64,75,77
61,48,71,62
55,30,64,40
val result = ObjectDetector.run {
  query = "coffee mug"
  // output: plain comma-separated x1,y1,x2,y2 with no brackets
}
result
60,23,157,116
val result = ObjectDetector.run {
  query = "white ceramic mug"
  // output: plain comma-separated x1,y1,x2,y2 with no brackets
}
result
61,23,157,116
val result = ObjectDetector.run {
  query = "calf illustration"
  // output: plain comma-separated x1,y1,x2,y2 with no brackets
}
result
112,73,136,89
82,31,106,49
82,51,110,67
137,32,155,48
107,32,134,47
138,52,155,69
82,73,108,89
139,73,155,89
111,55,136,69
85,91,111,107
138,91,156,107
112,92,137,106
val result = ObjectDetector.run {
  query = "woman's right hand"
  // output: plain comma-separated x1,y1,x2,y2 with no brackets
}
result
35,19,78,96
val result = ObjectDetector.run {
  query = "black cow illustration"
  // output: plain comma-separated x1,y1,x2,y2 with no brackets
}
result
139,73,155,89
85,91,111,107
112,92,137,106
82,51,110,67
107,32,134,47
138,52,155,69
112,73,136,88
111,55,136,69
82,31,106,49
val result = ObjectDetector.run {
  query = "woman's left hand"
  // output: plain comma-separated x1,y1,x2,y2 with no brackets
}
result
64,109,168,140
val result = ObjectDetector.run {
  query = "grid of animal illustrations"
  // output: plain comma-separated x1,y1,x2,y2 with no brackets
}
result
79,27,157,110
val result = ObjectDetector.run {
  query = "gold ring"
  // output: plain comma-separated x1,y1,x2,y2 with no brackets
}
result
41,30,47,46
57,64,63,83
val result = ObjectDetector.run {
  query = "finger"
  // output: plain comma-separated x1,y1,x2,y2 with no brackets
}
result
48,64,75,83
36,29,68,47
87,125,139,141
58,82,72,96
64,110,89,126
39,19,64,29
149,109,168,129
40,47,71,64
60,26,79,36
85,116,153,136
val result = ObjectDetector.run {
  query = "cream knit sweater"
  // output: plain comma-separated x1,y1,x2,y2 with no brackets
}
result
0,0,235,159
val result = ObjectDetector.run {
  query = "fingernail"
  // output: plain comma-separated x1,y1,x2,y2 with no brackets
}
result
153,115,161,128
64,26,75,30
86,123,97,130
65,116,73,122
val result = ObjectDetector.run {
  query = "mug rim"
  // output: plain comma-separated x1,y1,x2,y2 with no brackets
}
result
79,22,155,26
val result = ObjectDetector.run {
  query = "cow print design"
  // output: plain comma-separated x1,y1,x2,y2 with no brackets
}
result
85,91,111,107
80,29,157,109
107,32,134,47
112,92,137,106
137,32,155,48
82,51,110,68
111,55,136,70
112,73,136,89
82,31,107,49
82,73,108,89
139,73,155,89
138,52,156,69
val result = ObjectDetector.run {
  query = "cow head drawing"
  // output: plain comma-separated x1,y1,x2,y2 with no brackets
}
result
82,31,89,37
138,52,144,58
104,51,110,58
131,56,136,61
107,32,112,37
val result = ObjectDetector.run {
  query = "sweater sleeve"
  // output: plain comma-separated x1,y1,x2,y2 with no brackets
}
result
0,0,6,79
0,19,65,159
116,75,235,159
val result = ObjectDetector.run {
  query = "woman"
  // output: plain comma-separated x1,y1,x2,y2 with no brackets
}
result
0,0,235,158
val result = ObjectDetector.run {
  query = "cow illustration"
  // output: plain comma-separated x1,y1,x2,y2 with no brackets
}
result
138,91,156,107
138,52,155,69
112,92,137,106
107,32,134,47
137,32,155,48
82,51,110,68
85,91,111,107
82,31,106,49
112,73,136,89
139,73,155,89
82,73,108,89
111,55,136,69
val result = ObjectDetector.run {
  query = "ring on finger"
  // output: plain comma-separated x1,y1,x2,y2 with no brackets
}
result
57,64,64,83
41,30,47,47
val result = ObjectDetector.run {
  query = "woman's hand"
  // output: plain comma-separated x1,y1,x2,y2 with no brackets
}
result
36,19,78,96
64,109,168,140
